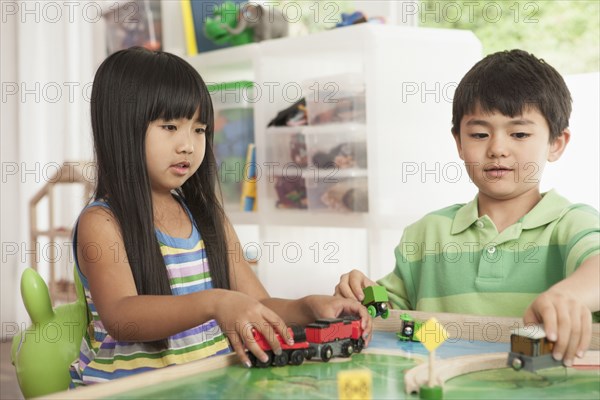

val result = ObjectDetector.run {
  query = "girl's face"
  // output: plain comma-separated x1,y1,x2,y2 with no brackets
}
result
145,109,207,194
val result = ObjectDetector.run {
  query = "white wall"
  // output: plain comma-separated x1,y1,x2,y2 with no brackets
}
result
1,0,20,340
1,1,103,338
543,73,600,209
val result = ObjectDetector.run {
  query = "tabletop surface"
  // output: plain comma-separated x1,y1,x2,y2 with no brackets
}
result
106,331,599,399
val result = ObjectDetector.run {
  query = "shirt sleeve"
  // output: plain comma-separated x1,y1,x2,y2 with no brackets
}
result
376,235,415,310
558,204,600,276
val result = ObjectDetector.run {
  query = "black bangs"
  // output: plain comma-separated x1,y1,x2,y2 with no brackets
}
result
458,59,543,119
128,49,213,129
452,49,572,140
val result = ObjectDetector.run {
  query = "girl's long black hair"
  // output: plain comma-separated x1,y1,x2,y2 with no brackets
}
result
90,47,231,301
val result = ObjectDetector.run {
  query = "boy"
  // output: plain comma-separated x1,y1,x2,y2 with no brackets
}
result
334,50,599,367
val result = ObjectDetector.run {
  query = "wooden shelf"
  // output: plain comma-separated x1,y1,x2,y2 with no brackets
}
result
32,229,73,238
29,161,93,305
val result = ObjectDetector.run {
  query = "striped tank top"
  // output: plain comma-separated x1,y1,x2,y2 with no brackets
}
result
70,200,231,385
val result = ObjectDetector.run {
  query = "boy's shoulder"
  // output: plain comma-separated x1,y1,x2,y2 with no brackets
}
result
554,201,600,230
403,203,467,235
530,191,599,228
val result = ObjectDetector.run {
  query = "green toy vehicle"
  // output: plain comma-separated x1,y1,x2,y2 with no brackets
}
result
397,313,423,342
362,286,390,319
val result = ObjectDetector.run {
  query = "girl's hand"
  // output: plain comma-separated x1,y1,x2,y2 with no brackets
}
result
334,269,377,302
523,289,592,367
302,295,373,346
214,291,292,367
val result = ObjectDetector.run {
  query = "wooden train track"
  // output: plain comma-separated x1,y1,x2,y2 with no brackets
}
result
374,309,600,350
404,352,508,394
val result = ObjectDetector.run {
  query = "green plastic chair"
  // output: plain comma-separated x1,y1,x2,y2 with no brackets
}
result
11,268,88,398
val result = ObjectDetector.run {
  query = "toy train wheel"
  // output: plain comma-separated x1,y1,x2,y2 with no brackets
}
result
511,356,523,371
321,345,333,362
341,342,354,357
354,338,365,353
382,308,390,319
306,346,317,361
247,352,257,367
273,352,289,367
367,305,377,318
290,350,305,365
255,351,273,368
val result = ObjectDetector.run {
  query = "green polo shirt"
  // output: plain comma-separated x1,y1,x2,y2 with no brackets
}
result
377,190,599,318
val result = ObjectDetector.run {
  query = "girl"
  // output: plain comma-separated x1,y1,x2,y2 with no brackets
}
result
72,47,371,384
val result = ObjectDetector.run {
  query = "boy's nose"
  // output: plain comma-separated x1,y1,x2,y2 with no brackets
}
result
487,136,509,158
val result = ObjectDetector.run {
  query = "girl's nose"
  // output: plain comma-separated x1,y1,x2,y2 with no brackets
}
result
176,132,194,154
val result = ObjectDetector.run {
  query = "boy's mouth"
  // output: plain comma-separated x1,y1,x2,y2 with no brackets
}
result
484,165,513,172
484,165,513,178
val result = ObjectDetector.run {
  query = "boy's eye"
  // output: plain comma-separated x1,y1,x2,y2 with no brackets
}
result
469,133,488,139
512,132,531,139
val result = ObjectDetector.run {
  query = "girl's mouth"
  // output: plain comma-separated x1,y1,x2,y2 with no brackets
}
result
170,161,190,175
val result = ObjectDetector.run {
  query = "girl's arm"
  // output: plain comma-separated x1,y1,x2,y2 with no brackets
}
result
224,221,372,340
78,207,289,365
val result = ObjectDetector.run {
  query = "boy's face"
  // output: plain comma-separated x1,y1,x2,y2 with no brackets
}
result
454,106,569,201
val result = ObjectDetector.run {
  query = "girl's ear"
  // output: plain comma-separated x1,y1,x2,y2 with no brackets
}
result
548,128,570,162
453,132,465,161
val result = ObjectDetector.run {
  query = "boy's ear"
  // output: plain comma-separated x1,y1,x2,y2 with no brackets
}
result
548,129,571,162
453,132,465,160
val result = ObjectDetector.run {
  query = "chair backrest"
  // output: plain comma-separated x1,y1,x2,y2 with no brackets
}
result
11,268,88,398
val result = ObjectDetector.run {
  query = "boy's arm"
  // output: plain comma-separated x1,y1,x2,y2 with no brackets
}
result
334,241,414,310
376,270,412,310
524,254,600,367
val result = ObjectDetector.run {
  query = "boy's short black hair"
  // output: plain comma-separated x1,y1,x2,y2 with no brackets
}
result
452,49,572,142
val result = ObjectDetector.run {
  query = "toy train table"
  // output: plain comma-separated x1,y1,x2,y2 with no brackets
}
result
46,310,599,399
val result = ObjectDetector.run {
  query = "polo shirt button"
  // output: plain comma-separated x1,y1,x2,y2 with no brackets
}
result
476,220,484,228
487,246,496,254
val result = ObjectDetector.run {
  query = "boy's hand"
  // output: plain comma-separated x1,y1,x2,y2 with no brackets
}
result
302,295,373,346
334,269,377,302
523,289,592,367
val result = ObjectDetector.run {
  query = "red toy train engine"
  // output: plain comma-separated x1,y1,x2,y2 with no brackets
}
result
247,316,365,367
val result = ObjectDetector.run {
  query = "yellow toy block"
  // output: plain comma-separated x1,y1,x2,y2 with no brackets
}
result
337,369,372,400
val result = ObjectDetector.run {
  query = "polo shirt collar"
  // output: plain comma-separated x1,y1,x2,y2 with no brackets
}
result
521,189,570,229
451,189,569,234
451,196,479,234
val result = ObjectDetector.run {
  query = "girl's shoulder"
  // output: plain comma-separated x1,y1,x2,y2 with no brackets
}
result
77,202,121,243
76,202,124,276
79,200,114,223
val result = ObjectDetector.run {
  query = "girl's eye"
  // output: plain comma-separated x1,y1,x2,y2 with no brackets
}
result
195,127,206,134
162,125,177,131
512,132,531,139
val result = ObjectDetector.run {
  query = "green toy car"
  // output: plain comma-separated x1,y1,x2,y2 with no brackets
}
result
362,286,390,319
397,313,422,342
